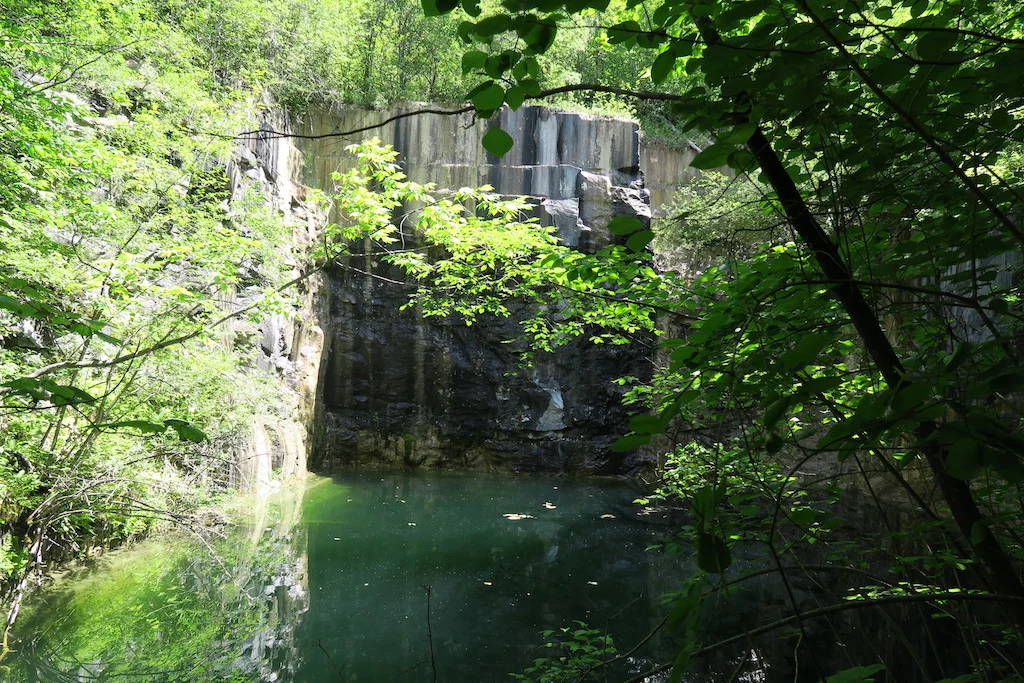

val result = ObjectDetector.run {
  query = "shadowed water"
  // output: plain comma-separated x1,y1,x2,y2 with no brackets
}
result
12,472,707,682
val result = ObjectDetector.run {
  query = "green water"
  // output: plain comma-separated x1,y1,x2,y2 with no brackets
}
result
11,472,690,682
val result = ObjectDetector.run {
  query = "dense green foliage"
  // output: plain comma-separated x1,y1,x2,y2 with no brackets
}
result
0,0,667,657
5,0,1024,678
330,0,1024,678
10,495,302,682
0,0,298,648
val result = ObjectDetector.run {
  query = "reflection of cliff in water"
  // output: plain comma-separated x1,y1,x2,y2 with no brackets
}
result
10,476,979,683
10,483,311,683
291,472,674,682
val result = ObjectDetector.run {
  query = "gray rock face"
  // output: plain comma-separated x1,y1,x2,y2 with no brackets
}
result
281,104,661,474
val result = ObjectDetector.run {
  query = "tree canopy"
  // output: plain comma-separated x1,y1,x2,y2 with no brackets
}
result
369,0,1024,678
3,0,1024,678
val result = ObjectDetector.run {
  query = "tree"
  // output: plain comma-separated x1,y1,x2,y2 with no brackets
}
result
406,0,1024,678
0,0,299,650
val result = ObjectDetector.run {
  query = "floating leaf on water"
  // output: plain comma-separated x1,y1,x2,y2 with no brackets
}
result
503,513,536,520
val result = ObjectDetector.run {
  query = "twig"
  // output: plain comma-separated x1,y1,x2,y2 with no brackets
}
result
620,591,1024,683
192,85,698,144
317,639,346,680
423,585,438,683
0,266,323,390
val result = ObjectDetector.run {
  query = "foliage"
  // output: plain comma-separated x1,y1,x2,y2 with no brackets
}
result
0,0,296,646
652,170,784,268
510,622,617,683
397,0,1024,678
7,503,302,683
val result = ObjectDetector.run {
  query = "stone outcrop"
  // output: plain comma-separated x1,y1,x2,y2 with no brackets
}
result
640,139,701,215
235,103,696,476
283,105,662,473
222,108,326,489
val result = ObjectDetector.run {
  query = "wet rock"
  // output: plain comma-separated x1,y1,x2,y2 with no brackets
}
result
289,105,657,474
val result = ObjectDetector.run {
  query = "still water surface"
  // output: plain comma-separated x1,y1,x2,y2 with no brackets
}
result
13,472,694,682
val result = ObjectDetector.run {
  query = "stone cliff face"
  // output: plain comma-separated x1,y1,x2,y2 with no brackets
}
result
284,105,659,473
223,109,324,489
241,104,695,475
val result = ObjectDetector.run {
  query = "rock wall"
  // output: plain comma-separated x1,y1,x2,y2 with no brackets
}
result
640,138,701,215
282,104,678,473
231,103,697,476
223,108,327,489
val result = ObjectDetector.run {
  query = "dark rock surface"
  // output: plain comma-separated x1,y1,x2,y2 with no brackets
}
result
287,105,657,473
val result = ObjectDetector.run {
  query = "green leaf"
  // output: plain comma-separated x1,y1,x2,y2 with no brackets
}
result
421,0,457,16
915,31,957,61
518,78,542,96
629,414,665,434
651,50,676,84
94,330,123,346
462,0,481,17
474,14,513,37
519,18,557,54
626,229,654,252
44,383,96,406
718,0,770,23
462,50,488,74
504,85,525,110
943,341,972,373
668,644,692,683
763,395,792,429
608,215,645,235
2,378,47,400
718,122,756,144
779,333,831,372
690,142,736,169
970,518,991,545
945,438,981,480
611,433,651,451
765,433,784,453
163,419,209,443
989,297,1009,314
889,382,932,416
607,20,641,45
472,82,505,111
696,532,731,573
482,126,515,158
0,294,34,317
825,664,885,683
99,420,169,435
789,507,817,526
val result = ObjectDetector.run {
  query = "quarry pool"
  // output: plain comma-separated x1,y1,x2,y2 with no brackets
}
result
11,472,698,682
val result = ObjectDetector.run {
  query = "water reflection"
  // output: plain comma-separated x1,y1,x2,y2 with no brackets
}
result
293,472,672,682
11,472,785,683
12,484,310,682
